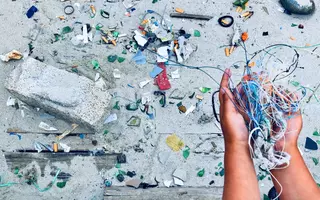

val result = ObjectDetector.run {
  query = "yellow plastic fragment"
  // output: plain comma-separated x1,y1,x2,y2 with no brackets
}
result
166,134,184,151
236,7,243,13
290,36,296,41
248,62,255,67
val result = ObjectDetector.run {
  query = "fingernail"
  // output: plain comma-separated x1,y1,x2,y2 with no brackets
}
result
225,68,231,76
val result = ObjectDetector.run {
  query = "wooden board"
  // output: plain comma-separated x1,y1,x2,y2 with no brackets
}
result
4,151,119,176
104,186,223,200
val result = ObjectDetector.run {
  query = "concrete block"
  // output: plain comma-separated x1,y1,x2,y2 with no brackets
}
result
5,58,112,131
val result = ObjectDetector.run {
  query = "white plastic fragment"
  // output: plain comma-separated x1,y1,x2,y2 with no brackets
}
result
173,177,184,186
157,46,169,62
21,110,25,118
39,122,58,131
185,105,196,116
0,50,23,62
113,69,121,79
134,30,148,46
6,96,16,106
95,73,100,82
60,143,71,152
95,78,107,91
171,69,180,79
173,168,187,181
139,80,151,88
104,113,117,124
163,180,173,188
83,24,89,44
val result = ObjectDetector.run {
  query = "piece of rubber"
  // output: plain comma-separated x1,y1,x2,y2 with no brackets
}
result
64,5,74,15
218,15,234,27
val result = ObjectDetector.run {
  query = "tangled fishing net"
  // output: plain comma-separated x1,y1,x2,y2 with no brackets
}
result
228,44,306,171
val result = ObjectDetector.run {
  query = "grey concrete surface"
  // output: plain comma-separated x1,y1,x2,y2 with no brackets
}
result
0,0,319,200
5,57,112,131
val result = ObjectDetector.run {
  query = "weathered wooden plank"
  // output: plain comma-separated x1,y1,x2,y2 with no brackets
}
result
104,187,223,200
4,151,119,176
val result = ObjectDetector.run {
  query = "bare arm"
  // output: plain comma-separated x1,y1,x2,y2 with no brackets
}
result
223,143,260,200
271,146,320,200
271,114,320,199
219,69,260,200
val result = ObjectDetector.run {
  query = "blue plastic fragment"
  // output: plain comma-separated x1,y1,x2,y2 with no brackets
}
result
132,50,146,65
147,113,154,120
79,133,85,139
268,186,279,200
184,34,192,39
149,65,163,78
131,8,136,12
26,6,38,18
147,10,154,13
127,84,135,88
305,137,318,150
9,132,22,140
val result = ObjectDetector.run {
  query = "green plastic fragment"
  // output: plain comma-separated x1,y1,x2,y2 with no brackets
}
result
71,68,78,73
159,96,165,106
313,130,320,136
291,23,298,27
194,30,201,37
258,174,266,181
56,181,66,188
52,33,61,43
113,101,120,110
291,81,300,87
96,23,103,30
14,167,19,175
263,194,270,200
215,172,219,176
118,170,126,175
115,163,121,168
108,55,118,63
140,175,144,179
197,169,205,177
268,177,271,181
317,140,320,145
61,26,73,34
199,87,211,93
126,103,139,111
122,50,127,55
91,60,100,70
312,157,319,166
113,31,120,38
117,57,125,63
218,162,223,167
104,130,109,135
318,183,320,187
152,0,158,3
183,146,190,159
233,0,249,9
219,168,225,176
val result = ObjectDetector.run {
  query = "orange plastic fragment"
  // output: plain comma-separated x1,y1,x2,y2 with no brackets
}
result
241,32,248,42
225,48,230,57
248,62,255,67
175,8,184,13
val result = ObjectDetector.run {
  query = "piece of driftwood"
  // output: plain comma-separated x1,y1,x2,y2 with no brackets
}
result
4,151,119,176
104,187,223,200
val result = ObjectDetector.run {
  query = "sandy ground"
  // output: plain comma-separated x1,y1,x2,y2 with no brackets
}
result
0,0,320,199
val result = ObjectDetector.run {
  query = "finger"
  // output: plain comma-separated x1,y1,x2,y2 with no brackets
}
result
219,68,231,104
221,87,237,113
